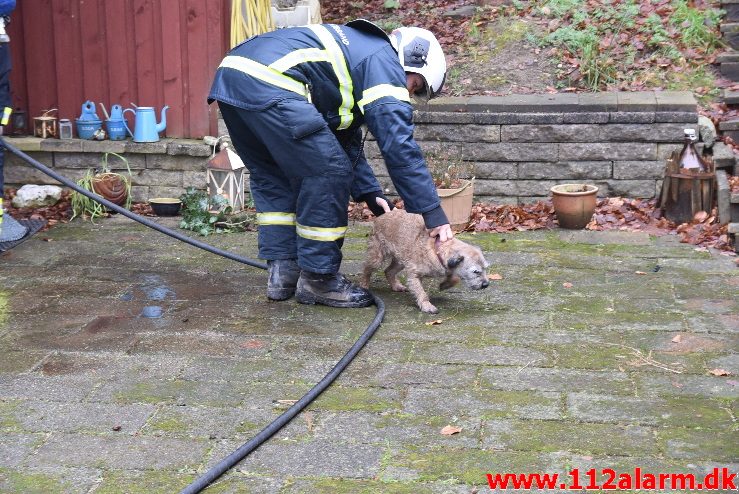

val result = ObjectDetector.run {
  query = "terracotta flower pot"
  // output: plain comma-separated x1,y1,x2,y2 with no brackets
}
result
551,184,598,229
437,178,474,230
91,173,129,206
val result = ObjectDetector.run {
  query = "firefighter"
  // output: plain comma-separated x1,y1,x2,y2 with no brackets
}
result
0,0,19,241
208,20,452,308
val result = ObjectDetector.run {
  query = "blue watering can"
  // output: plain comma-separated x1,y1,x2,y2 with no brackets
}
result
75,101,102,140
123,104,169,142
105,104,127,141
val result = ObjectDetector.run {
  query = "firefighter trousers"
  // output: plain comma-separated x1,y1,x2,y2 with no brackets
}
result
218,100,353,274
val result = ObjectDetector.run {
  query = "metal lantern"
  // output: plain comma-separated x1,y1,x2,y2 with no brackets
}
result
206,142,246,212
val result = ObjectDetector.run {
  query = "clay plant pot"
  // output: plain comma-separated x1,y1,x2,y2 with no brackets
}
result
551,184,599,229
437,178,474,230
91,173,129,206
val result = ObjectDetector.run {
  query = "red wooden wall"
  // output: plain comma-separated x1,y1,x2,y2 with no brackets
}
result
7,0,230,138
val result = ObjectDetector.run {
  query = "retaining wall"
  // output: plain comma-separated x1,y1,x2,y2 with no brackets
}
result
5,91,728,204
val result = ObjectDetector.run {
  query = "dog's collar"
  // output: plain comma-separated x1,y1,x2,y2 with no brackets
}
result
434,236,446,268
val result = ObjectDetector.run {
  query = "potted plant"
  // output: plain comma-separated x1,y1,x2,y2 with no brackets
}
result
425,145,475,229
550,183,599,229
71,152,133,221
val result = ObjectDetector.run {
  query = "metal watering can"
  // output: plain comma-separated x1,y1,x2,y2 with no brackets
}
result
123,104,169,142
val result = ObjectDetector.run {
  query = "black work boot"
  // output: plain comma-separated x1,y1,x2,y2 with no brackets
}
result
267,259,301,301
295,272,374,308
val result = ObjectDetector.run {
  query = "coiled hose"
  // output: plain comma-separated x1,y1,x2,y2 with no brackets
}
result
0,138,386,493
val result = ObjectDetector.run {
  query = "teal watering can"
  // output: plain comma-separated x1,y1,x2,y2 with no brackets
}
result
123,104,169,142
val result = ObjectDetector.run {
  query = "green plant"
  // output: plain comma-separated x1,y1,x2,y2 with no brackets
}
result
71,152,132,222
178,187,256,236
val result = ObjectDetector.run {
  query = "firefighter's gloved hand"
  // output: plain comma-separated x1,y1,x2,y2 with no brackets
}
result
358,192,394,217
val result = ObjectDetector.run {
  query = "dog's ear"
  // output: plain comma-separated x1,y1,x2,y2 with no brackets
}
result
447,254,464,268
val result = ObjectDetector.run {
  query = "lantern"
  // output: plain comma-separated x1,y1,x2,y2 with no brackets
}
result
206,142,246,212
10,108,26,136
33,109,58,139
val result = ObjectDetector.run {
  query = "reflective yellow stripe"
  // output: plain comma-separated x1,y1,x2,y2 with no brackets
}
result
296,223,347,242
1,107,11,126
357,84,411,113
270,48,331,72
220,56,307,96
257,212,296,226
308,25,354,130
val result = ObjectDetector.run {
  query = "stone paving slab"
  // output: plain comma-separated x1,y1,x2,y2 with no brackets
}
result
0,215,737,492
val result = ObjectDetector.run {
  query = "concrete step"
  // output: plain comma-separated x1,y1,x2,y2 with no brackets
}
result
718,51,739,81
711,141,737,170
718,118,739,145
724,89,739,105
723,0,739,22
721,23,739,50
716,51,739,63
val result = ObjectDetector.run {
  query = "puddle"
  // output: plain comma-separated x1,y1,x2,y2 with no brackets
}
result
141,306,163,318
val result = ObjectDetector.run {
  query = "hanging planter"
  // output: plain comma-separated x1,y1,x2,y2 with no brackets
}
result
551,184,599,229
71,153,133,221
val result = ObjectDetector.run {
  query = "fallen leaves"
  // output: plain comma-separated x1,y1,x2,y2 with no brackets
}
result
709,368,731,377
487,273,503,280
440,425,462,436
562,282,574,289
671,334,683,344
425,319,444,326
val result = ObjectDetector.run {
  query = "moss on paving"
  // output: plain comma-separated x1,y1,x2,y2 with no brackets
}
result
310,386,398,413
391,447,543,484
95,470,196,494
307,478,437,493
113,380,195,405
0,468,69,494
0,400,21,431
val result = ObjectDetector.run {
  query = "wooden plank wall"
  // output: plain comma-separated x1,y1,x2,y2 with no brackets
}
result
7,0,230,138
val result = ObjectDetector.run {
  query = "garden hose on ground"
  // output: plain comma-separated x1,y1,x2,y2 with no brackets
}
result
230,0,274,47
0,137,386,494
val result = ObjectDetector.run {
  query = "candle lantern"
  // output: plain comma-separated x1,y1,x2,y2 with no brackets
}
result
33,109,58,138
206,140,246,212
10,108,26,136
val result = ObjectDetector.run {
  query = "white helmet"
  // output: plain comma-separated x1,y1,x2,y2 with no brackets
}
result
390,27,447,100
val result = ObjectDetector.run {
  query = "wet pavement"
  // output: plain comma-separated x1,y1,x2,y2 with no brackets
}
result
0,215,737,493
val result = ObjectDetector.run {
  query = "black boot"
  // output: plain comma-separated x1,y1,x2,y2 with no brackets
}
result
296,272,374,308
267,259,301,301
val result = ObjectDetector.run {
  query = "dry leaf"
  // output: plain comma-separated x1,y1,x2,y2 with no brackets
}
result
709,368,731,377
671,335,682,343
635,271,647,275
487,273,503,280
276,399,298,405
440,425,462,435
425,319,444,326
562,282,573,288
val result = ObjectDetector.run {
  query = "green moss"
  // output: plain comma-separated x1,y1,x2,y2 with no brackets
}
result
113,380,193,405
96,470,195,494
0,291,7,329
310,386,397,413
0,400,22,431
658,427,739,461
496,420,656,456
392,447,543,484
147,416,189,433
0,468,68,494
309,479,433,493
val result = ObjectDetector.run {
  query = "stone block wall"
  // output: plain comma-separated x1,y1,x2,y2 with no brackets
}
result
3,138,212,202
4,91,704,204
366,91,701,203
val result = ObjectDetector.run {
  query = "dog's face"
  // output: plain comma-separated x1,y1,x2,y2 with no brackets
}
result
442,243,490,291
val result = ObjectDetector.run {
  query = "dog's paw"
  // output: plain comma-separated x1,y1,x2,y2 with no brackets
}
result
420,302,438,314
391,282,407,292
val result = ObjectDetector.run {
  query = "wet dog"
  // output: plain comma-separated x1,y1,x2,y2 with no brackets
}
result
360,208,490,313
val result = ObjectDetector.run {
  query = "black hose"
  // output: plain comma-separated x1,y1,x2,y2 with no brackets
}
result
180,294,385,494
1,137,387,493
0,138,267,270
